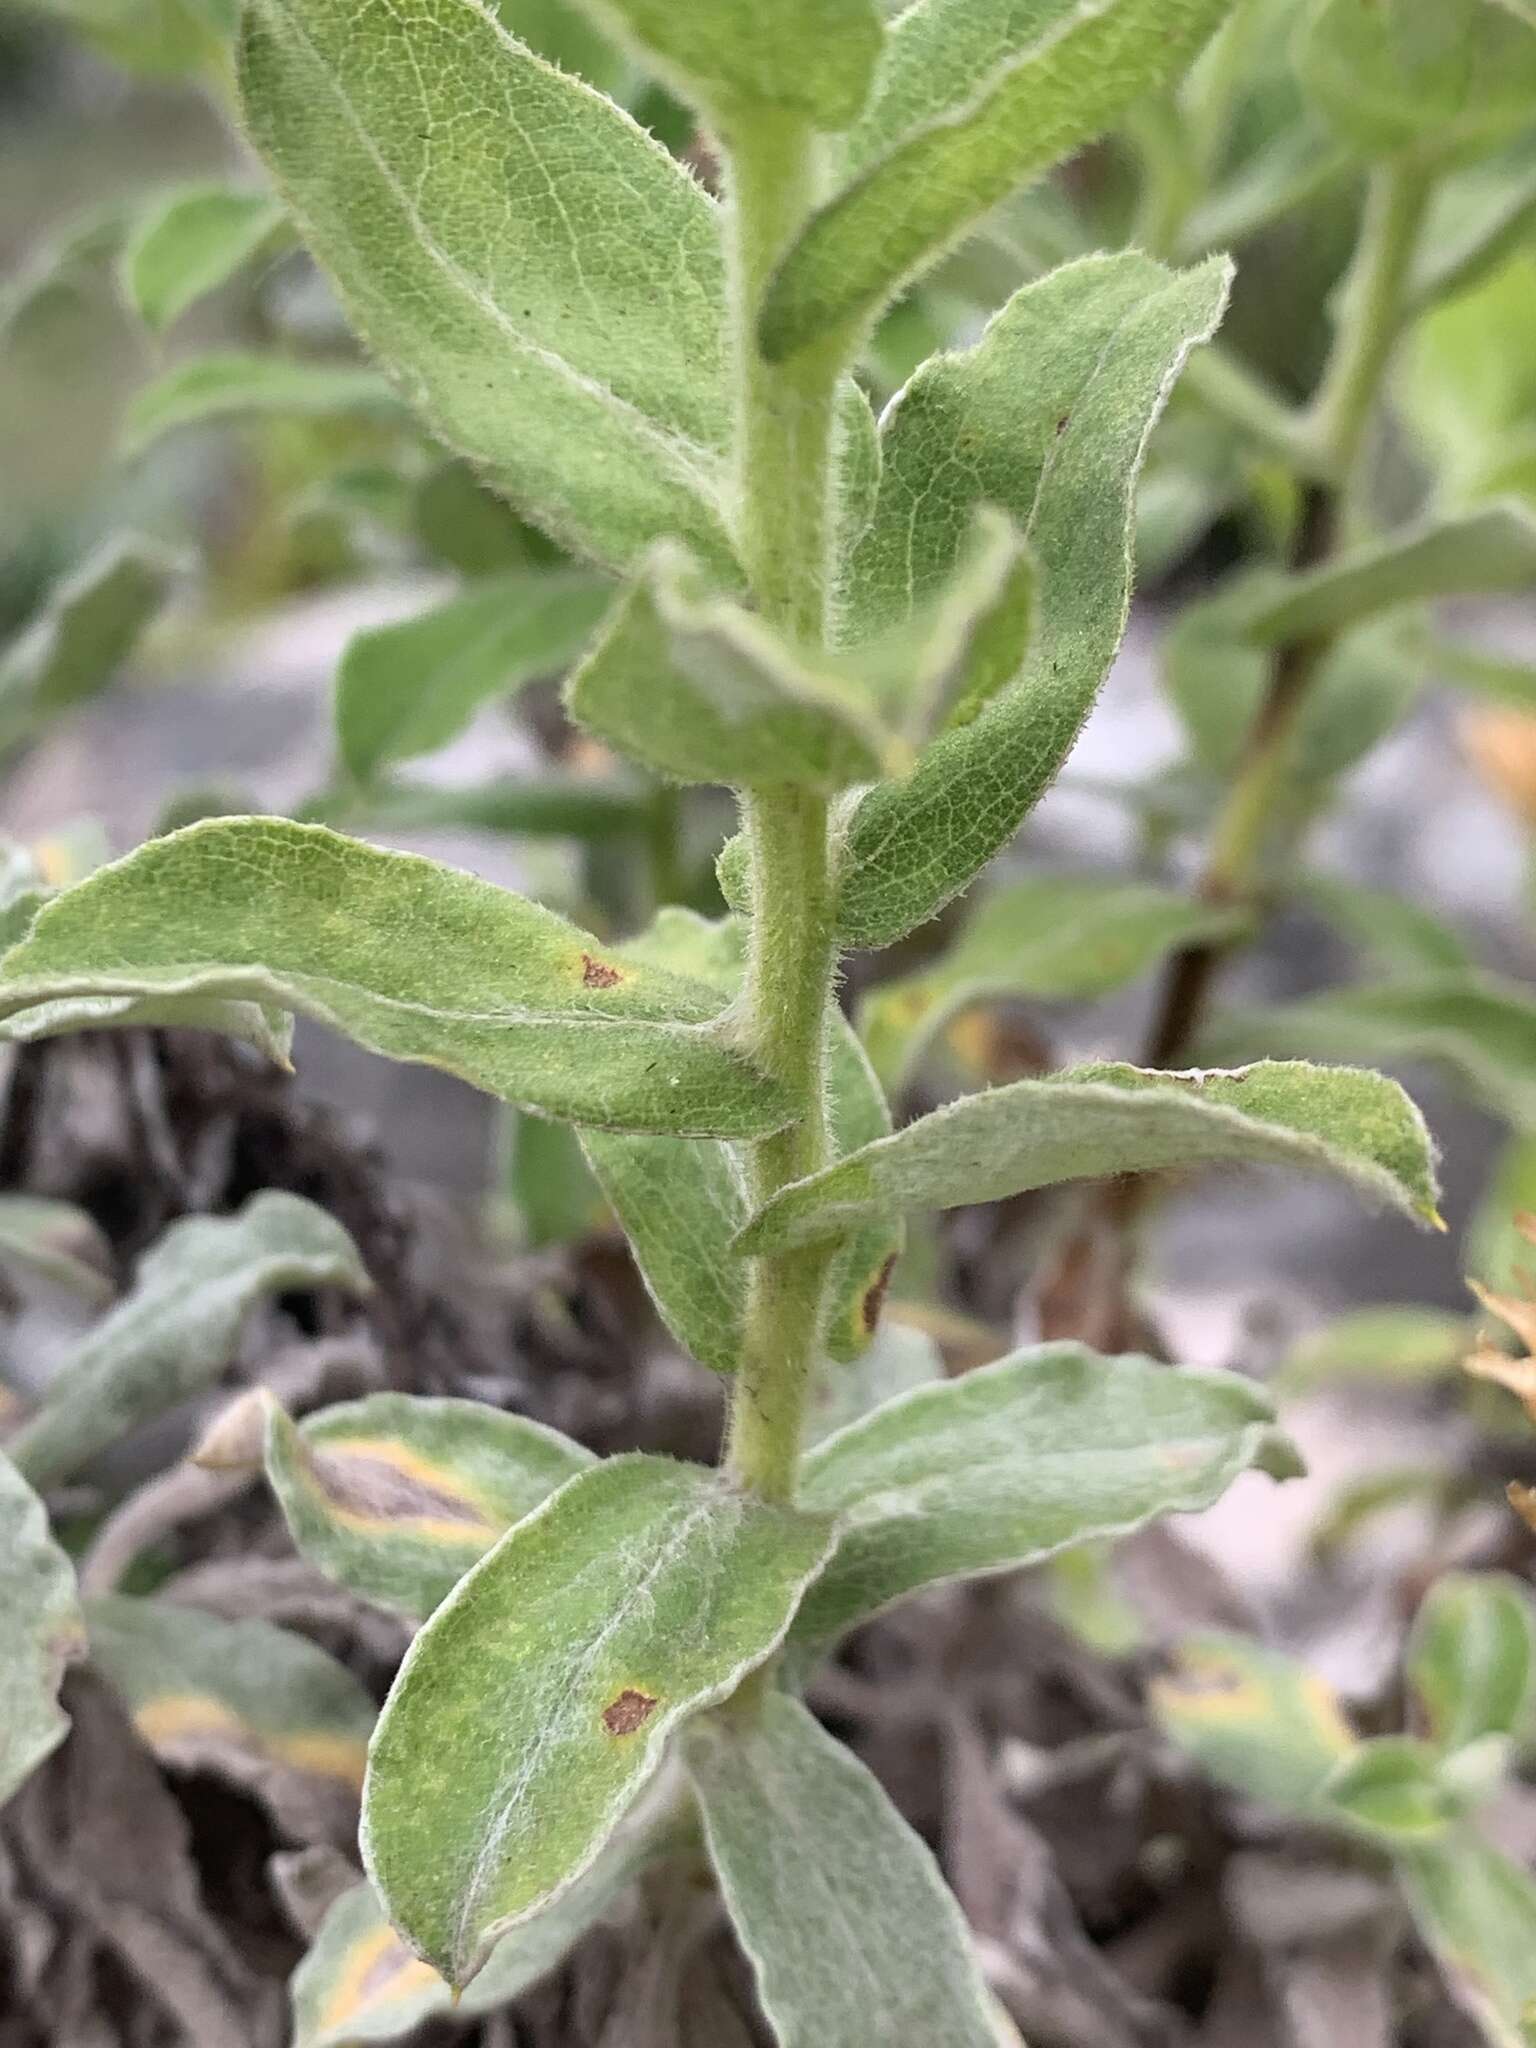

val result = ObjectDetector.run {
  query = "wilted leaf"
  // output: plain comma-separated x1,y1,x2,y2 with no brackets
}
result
123,352,395,457
239,0,737,574
0,1193,115,1304
0,536,181,749
1297,0,1536,158
7,1189,370,1491
0,820,792,1137
363,1455,836,1985
1399,1836,1536,2048
759,0,1234,360
737,1060,1441,1255
87,1594,376,1833
0,1450,85,1805
568,544,893,791
337,571,610,783
1200,975,1536,1128
1408,1572,1536,1755
832,252,1230,947
789,1344,1296,1657
685,1692,995,2048
119,183,287,332
261,1391,593,1619
860,876,1247,1091
1151,1633,1357,1815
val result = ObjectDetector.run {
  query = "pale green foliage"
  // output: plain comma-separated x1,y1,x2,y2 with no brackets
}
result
790,1345,1297,1658
860,875,1249,1090
0,1194,114,1305
759,0,1235,359
238,0,737,574
122,353,395,457
1408,1573,1536,1755
1276,1306,1470,1393
737,1060,1441,1255
1202,975,1536,1128
0,1452,84,1805
259,1393,594,1619
337,573,610,784
1320,1738,1451,1841
1401,253,1536,505
1152,1633,1358,1812
685,1692,996,2048
833,251,1230,946
0,537,181,750
803,1317,945,1447
119,183,286,332
1398,1839,1536,2048
293,1827,663,2046
0,820,790,1135
562,0,883,125
1302,874,1474,976
567,543,893,790
7,1191,370,1492
1296,0,1536,159
363,1455,837,1985
86,1593,376,1794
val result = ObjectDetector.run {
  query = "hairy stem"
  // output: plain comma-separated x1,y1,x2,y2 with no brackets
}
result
721,109,843,1504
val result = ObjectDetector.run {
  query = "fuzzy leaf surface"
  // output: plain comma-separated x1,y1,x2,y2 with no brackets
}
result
363,1454,836,1986
1408,1572,1536,1756
686,1692,994,2048
238,0,736,574
0,1451,84,1805
563,0,882,125
262,1392,593,1619
580,911,899,1372
1399,1837,1536,2048
1151,1634,1357,1815
790,1344,1295,1657
1297,0,1536,158
122,353,395,456
0,820,791,1137
0,536,179,747
7,1191,368,1492
833,251,1229,947
87,1593,376,1802
860,876,1247,1090
737,1060,1441,1255
337,572,610,783
120,183,287,332
568,545,891,791
759,0,1234,359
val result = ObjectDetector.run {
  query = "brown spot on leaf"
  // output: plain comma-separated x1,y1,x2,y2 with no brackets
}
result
602,1689,657,1736
862,1254,899,1336
581,953,623,989
1055,413,1070,435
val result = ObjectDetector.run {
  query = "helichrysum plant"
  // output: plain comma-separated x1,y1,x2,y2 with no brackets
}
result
23,0,1536,2038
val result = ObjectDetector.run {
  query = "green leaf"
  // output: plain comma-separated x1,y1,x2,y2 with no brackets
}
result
561,0,882,125
860,876,1248,1092
17,0,230,77
238,0,737,575
1408,1572,1536,1755
1318,1736,1452,1842
86,1593,376,1807
1297,0,1536,160
567,544,893,791
1242,505,1536,646
122,353,396,458
790,1344,1296,1659
503,1108,605,1247
1399,1836,1536,2048
804,1316,945,1447
1301,873,1474,976
737,1059,1442,1256
0,988,295,1066
257,1392,593,1620
320,772,652,843
0,1451,85,1806
336,571,610,784
293,1824,663,2046
119,183,287,333
0,1194,115,1305
1151,1633,1357,1815
412,460,564,578
1276,1306,1470,1394
1411,138,1536,317
580,910,899,1373
363,1454,835,1986
685,1692,995,2048
759,0,1235,360
0,536,181,749
0,820,792,1138
1469,1132,1536,1292
832,251,1230,948
6,1190,371,1492
1200,975,1536,1128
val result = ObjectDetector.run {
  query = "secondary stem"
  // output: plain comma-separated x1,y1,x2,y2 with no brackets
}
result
721,108,843,1503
